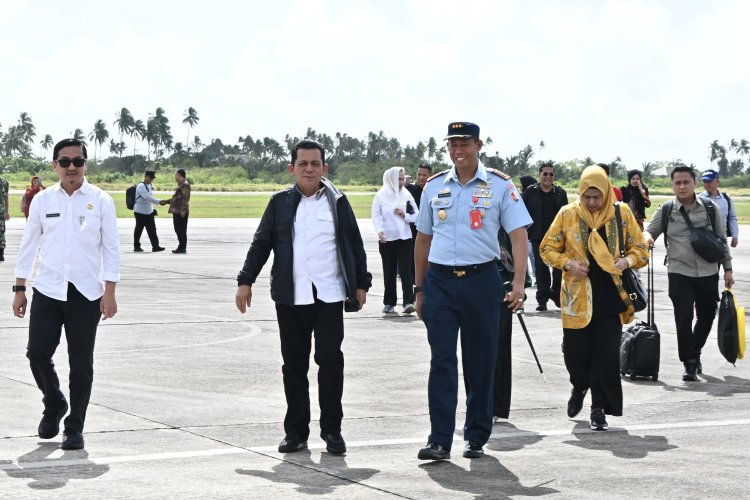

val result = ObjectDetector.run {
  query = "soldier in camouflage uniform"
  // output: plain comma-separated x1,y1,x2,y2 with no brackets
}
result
0,174,9,261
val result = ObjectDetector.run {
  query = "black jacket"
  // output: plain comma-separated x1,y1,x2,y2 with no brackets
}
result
521,183,568,242
237,178,372,306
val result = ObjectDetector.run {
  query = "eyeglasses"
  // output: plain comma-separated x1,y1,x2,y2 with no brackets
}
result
541,172,554,177
56,158,86,168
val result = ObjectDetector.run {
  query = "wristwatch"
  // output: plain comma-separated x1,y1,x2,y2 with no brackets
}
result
12,285,26,292
414,285,423,294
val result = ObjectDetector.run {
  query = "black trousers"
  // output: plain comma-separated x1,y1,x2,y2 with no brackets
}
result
532,240,561,306
173,214,189,249
134,211,160,250
493,302,513,418
378,239,415,306
563,314,623,416
275,299,345,440
667,273,720,362
26,284,101,433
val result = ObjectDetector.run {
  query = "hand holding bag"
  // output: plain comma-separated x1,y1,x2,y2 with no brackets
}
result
615,204,647,312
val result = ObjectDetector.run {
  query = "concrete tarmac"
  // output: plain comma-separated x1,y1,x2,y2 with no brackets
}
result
1,217,748,499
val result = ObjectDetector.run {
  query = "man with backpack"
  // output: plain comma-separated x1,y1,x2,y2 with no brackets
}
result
132,170,165,253
645,165,734,381
699,169,738,248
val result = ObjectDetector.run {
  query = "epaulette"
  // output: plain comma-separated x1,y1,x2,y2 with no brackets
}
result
488,168,511,180
426,170,449,182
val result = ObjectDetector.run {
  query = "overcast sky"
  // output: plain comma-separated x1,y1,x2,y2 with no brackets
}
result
1,0,747,169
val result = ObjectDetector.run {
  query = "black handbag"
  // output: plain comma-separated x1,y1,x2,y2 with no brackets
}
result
679,206,725,263
615,204,647,312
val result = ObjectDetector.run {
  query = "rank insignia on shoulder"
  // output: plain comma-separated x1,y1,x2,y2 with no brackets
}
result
511,191,519,202
488,168,511,180
427,170,449,182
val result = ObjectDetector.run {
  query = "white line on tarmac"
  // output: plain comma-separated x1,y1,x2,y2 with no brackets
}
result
2,418,749,471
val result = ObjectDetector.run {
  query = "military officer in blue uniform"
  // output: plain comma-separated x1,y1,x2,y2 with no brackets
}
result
414,121,532,461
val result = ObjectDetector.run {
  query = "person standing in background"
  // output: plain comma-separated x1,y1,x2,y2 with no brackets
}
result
372,166,418,314
0,173,8,261
522,163,568,311
21,176,45,220
699,169,738,248
133,170,165,253
620,170,651,231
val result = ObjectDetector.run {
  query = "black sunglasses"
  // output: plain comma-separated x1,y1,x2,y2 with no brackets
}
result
541,172,554,177
56,157,86,168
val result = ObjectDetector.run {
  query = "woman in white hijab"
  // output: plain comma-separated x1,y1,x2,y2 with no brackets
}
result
371,166,419,314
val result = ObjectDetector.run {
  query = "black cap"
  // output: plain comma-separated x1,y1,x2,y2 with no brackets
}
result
444,122,480,140
145,170,156,179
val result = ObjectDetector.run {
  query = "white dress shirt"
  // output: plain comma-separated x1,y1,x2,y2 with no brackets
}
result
16,179,121,301
371,190,418,241
134,182,161,214
292,188,346,305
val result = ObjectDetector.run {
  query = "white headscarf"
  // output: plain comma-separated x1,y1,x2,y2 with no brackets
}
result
377,166,411,210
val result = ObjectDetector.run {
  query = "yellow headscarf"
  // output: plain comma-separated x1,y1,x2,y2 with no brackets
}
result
578,166,620,275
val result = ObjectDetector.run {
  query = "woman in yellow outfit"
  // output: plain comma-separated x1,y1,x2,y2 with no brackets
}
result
540,166,649,430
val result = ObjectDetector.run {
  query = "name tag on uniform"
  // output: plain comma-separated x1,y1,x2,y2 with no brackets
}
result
46,213,61,218
437,192,451,198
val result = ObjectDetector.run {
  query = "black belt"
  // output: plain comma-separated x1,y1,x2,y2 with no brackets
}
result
430,261,496,278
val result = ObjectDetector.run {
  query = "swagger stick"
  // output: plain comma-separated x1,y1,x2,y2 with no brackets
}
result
504,282,546,381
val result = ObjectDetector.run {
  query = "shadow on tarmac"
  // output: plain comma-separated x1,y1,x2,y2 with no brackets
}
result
658,374,750,396
419,454,558,499
563,422,678,459
486,422,544,452
236,449,379,495
0,442,109,490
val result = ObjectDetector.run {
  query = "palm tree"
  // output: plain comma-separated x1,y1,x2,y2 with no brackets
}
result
113,108,135,144
18,112,36,146
39,134,54,159
427,137,437,162
131,119,146,156
88,119,109,160
709,140,722,165
145,118,159,160
182,107,199,150
72,128,87,146
641,161,654,180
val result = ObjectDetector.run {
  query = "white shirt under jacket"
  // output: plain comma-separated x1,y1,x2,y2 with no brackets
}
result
292,188,346,305
16,179,121,301
371,190,418,241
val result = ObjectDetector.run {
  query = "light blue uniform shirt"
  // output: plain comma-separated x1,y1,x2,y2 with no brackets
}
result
416,162,532,266
699,190,738,238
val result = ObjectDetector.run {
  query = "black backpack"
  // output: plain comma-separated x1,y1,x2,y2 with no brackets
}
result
125,183,141,210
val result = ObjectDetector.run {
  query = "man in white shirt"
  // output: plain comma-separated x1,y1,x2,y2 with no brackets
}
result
235,139,371,456
12,138,120,451
133,170,166,252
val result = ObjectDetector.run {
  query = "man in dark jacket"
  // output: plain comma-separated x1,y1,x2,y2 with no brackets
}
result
235,139,371,456
522,162,568,311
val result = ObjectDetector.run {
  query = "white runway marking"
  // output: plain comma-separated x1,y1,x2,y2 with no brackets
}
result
3,418,749,471
96,323,261,354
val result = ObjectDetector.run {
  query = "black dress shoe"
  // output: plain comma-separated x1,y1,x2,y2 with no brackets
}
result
535,304,547,312
567,387,588,418
462,441,484,459
61,430,85,450
172,248,187,254
321,432,346,455
417,443,450,461
38,402,68,439
682,359,699,382
278,433,307,453
134,247,144,253
152,246,165,252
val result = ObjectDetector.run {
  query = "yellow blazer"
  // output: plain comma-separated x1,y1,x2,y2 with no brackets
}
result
540,202,650,329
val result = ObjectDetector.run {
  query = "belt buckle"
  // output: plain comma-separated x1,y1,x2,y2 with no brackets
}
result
453,269,466,278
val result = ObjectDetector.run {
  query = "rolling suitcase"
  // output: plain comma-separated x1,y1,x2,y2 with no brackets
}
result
620,247,660,381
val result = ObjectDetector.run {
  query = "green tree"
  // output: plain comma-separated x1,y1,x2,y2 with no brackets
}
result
72,128,87,146
113,108,135,145
182,107,199,151
18,112,36,147
131,119,147,156
709,140,722,166
39,134,54,159
88,119,110,160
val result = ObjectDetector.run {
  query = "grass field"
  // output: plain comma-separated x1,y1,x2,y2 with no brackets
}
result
5,192,750,224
